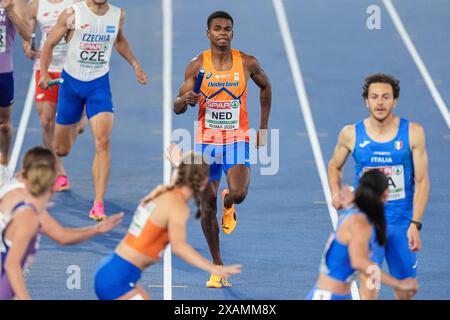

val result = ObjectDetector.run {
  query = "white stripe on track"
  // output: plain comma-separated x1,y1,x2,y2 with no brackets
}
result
383,0,450,129
8,70,36,174
272,0,360,300
162,0,173,301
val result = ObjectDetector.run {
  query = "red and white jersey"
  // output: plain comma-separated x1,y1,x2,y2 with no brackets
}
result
34,0,74,72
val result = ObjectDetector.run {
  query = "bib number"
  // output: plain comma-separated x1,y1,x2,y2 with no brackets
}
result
205,99,240,130
128,203,156,237
0,25,6,53
363,165,405,200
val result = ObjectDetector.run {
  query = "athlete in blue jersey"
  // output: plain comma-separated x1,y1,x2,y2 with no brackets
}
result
308,170,417,300
328,73,429,299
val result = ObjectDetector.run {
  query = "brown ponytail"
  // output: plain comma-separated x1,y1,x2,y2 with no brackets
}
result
143,152,208,218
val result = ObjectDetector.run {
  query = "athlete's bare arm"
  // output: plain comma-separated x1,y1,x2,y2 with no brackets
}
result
114,9,147,85
40,211,123,245
168,200,241,277
173,56,203,114
408,122,429,252
243,54,272,147
2,0,31,41
39,7,73,88
328,125,355,210
21,0,38,59
3,210,40,300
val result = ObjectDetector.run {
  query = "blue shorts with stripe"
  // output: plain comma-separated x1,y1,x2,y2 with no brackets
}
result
195,141,250,182
370,223,418,279
56,70,114,125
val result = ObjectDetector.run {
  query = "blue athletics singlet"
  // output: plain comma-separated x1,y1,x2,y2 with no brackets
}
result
353,118,414,225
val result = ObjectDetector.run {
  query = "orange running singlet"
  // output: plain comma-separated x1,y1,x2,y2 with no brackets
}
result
123,202,169,260
196,49,249,145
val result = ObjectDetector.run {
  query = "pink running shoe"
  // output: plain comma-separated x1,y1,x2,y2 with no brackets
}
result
89,202,106,221
53,175,70,192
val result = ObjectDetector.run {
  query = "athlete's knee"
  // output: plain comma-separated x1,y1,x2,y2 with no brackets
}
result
95,135,111,152
55,142,71,157
40,116,55,133
0,117,12,134
229,188,247,204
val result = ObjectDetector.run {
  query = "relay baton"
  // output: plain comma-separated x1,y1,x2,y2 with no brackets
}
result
189,68,205,106
30,33,36,51
47,78,64,88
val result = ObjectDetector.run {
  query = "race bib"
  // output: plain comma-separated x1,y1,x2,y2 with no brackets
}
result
0,25,6,53
128,202,156,237
205,99,240,130
363,165,405,201
78,35,111,70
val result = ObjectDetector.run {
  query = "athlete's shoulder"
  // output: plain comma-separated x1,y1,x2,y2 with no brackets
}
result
347,213,371,236
340,124,356,141
27,0,39,14
185,53,203,74
408,121,425,135
239,51,259,68
109,3,122,14
190,53,204,65
408,121,426,148
162,193,189,219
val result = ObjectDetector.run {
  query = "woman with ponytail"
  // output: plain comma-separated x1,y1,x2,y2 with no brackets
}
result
0,146,123,300
307,169,418,300
94,151,242,300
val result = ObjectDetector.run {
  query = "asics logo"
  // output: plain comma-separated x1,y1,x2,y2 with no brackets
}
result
359,140,371,148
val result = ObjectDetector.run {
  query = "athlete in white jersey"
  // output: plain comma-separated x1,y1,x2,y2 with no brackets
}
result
22,0,82,192
39,0,148,221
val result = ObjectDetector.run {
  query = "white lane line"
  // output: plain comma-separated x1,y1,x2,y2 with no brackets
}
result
8,71,36,174
383,0,450,129
162,0,173,301
272,0,360,300
148,285,188,288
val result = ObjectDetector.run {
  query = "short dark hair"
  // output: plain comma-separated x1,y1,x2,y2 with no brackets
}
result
362,73,400,99
207,11,233,29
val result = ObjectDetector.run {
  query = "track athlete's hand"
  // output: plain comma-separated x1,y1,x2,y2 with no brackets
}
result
407,224,422,252
133,63,148,85
182,90,201,107
396,278,418,300
213,264,242,278
338,185,354,209
256,128,267,149
96,212,124,233
165,143,184,167
38,72,51,89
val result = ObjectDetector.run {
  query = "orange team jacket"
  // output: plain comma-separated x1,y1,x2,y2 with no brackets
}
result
195,49,249,145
